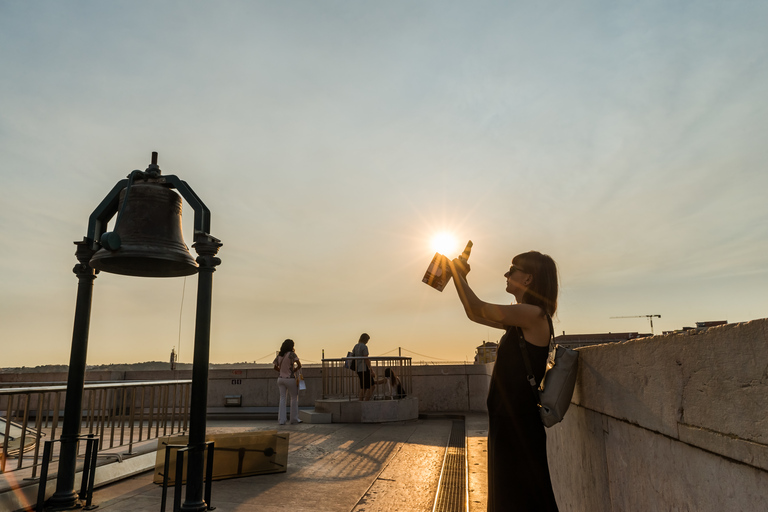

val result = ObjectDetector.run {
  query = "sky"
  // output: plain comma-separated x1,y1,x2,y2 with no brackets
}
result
1,1,767,367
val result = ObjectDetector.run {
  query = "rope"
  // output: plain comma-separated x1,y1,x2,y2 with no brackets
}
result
176,276,187,363
254,351,277,362
400,348,454,361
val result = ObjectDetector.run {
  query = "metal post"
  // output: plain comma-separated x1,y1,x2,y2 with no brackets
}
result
180,236,221,512
203,441,215,508
47,240,97,510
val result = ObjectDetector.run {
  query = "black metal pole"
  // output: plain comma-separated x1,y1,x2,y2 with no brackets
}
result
180,236,221,512
47,239,97,510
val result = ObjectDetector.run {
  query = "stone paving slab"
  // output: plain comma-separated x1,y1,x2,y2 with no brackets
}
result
85,416,489,512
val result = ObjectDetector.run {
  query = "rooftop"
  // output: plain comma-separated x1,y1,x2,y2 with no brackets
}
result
50,414,489,512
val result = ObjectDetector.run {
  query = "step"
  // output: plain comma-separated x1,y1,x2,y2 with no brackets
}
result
299,409,332,424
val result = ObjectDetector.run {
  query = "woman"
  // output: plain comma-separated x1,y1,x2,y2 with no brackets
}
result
353,333,374,401
272,339,302,425
449,250,559,512
381,368,406,399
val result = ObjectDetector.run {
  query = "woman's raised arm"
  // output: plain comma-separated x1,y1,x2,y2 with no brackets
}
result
449,258,546,333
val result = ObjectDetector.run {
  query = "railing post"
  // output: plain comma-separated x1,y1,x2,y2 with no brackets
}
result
36,440,54,512
83,436,99,510
174,447,188,512
30,392,45,478
204,441,215,508
2,394,15,473
128,387,136,454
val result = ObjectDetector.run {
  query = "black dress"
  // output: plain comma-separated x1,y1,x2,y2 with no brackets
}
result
486,326,559,512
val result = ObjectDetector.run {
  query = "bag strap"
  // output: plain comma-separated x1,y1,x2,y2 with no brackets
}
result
517,314,555,402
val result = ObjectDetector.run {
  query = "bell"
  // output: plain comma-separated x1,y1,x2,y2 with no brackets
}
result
89,182,199,277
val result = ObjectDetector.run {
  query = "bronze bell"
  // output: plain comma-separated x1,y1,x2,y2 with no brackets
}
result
89,182,199,277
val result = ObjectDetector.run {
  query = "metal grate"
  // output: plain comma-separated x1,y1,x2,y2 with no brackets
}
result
433,419,467,512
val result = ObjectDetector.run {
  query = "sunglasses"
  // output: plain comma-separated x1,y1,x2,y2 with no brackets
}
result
504,265,530,278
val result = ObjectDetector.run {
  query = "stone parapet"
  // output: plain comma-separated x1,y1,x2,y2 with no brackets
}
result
548,317,768,511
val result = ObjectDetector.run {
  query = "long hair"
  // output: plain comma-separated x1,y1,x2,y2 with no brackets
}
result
278,339,295,357
384,367,397,384
358,333,370,344
512,251,558,316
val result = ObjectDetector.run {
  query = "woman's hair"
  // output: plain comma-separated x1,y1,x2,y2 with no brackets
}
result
384,368,396,382
359,333,370,344
278,339,295,356
512,251,559,316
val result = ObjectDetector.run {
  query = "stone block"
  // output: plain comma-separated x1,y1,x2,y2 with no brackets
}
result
467,372,492,412
314,397,419,423
677,319,768,445
412,374,469,411
299,409,332,423
603,416,768,512
573,335,684,438
547,405,611,512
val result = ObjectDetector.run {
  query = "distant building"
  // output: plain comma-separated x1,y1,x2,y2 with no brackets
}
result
474,341,498,364
558,321,730,348
663,320,728,335
553,332,649,349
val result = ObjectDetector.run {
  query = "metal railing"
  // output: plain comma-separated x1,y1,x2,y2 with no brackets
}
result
0,379,191,476
322,356,412,400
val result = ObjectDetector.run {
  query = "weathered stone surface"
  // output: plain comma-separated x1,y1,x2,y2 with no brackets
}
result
550,318,768,510
411,373,470,411
411,363,492,412
547,405,611,512
573,334,684,438
678,423,768,472
314,397,419,423
298,409,332,423
603,417,768,512
678,319,768,445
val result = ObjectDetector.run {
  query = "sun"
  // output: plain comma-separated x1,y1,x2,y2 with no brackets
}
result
430,232,459,255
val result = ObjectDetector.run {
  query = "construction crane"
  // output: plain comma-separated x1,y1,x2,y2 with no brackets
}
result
610,314,661,334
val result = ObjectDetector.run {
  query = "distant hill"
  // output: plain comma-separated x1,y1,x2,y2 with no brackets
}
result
0,361,272,373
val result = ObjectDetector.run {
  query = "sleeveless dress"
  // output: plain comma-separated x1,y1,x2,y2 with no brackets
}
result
486,326,559,512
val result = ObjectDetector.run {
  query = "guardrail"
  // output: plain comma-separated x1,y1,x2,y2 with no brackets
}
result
0,379,191,476
321,356,412,400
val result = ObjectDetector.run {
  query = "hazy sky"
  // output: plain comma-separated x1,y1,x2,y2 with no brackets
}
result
2,1,767,367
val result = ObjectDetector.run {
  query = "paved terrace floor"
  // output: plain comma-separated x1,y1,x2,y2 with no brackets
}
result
82,414,488,512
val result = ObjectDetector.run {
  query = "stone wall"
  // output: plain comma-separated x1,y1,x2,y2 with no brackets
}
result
0,363,492,413
410,363,492,412
109,363,493,412
547,318,768,511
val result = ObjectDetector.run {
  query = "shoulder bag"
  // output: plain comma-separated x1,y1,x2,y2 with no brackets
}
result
345,351,356,371
517,316,579,427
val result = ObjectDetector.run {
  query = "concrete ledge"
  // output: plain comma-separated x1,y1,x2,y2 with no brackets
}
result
315,397,419,423
299,409,333,423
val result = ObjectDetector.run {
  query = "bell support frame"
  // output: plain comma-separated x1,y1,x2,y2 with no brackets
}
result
85,173,212,251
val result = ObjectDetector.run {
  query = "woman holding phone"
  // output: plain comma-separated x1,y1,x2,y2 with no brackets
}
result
449,249,559,512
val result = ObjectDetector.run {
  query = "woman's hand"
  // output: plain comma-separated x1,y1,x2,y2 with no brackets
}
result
451,257,471,279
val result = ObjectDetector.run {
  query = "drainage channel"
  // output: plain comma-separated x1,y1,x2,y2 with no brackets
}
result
432,418,467,512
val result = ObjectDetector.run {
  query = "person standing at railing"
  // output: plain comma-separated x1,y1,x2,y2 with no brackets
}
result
448,250,560,512
273,339,302,425
352,333,375,401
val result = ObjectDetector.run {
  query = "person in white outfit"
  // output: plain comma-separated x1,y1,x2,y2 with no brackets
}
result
272,339,302,425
